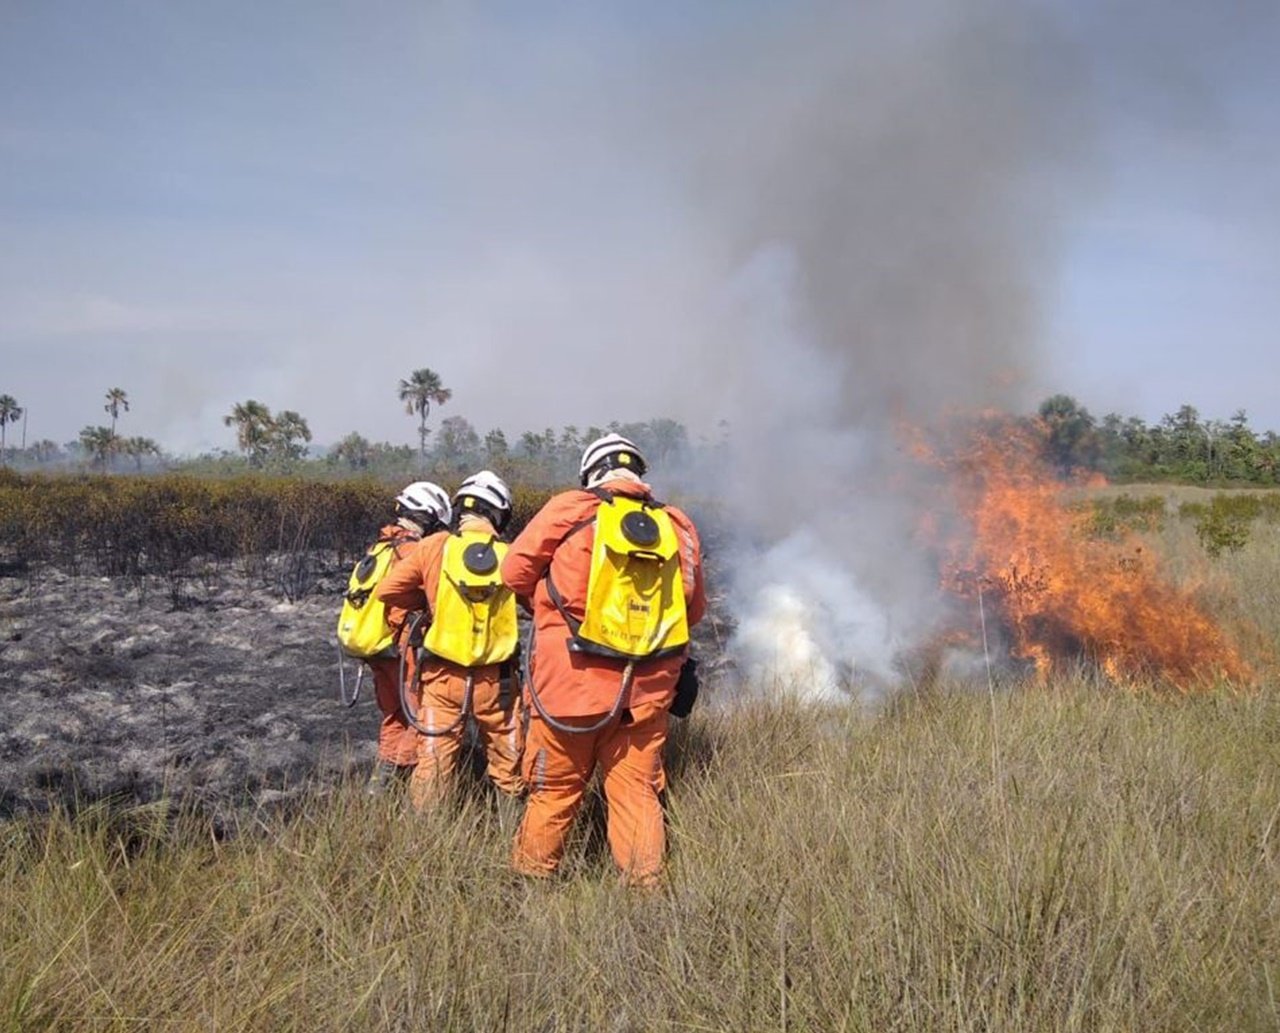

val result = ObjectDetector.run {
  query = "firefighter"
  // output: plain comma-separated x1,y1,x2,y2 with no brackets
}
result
376,470,525,817
351,481,452,795
502,433,705,886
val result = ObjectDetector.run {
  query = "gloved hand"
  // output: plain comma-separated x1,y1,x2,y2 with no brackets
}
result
406,611,429,648
669,657,699,719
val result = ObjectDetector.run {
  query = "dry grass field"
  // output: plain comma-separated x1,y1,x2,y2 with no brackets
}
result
1093,484,1280,660
3,484,1279,1031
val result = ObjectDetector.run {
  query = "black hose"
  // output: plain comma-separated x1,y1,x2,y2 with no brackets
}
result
337,644,362,707
397,611,473,737
523,623,634,735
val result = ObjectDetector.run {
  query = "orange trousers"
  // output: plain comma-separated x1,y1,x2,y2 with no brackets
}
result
369,655,419,767
513,705,669,887
408,662,525,811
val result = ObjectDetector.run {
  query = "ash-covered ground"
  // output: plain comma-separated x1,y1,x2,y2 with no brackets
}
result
0,557,731,822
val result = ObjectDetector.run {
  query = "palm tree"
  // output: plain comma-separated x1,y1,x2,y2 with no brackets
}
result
223,400,274,467
79,425,118,471
121,436,161,471
397,368,451,467
30,439,61,464
104,387,130,435
270,410,312,463
0,395,22,464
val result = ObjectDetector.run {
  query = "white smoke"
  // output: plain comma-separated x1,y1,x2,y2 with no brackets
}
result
731,530,899,702
694,244,943,700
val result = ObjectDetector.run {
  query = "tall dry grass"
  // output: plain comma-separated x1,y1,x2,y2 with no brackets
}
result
1096,484,1280,670
4,687,1279,1031
4,483,1279,1030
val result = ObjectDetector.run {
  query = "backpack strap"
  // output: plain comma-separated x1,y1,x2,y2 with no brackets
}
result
541,488,616,637
345,529,418,607
422,531,463,623
544,514,597,640
370,530,418,567
584,485,663,507
541,486,665,635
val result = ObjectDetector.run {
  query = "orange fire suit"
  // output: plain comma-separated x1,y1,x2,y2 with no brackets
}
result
366,524,422,767
501,477,705,885
376,519,525,810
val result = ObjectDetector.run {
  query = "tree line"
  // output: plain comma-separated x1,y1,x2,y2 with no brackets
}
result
0,368,700,484
0,388,162,472
5,375,1280,486
1038,395,1280,484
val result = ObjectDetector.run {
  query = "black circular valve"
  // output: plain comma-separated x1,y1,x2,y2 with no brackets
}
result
620,510,660,548
462,541,499,575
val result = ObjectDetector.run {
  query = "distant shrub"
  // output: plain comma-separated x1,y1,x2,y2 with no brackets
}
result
1178,491,1280,535
1213,495,1263,523
0,473,553,585
1082,494,1166,539
1193,496,1255,558
1178,501,1207,521
1112,494,1166,527
507,485,547,538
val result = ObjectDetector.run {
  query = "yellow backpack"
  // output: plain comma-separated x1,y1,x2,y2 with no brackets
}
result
423,531,519,668
547,490,689,660
336,537,405,659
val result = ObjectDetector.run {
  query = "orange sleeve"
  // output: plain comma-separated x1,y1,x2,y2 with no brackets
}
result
378,528,424,635
669,506,706,626
501,492,589,600
375,539,430,613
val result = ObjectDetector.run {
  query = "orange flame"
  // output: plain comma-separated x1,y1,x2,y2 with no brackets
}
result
918,414,1251,690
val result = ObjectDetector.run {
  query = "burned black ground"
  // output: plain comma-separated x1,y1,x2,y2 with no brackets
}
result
0,562,368,821
0,556,731,822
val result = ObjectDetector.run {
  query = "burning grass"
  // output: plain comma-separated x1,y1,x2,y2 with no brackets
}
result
916,416,1262,690
4,687,1279,1031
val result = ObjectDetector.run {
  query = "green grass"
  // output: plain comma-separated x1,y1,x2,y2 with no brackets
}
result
4,688,1280,1031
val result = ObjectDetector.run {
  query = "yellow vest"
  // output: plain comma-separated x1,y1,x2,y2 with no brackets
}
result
423,531,519,667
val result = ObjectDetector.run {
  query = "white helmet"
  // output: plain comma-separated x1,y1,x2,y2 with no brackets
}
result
579,432,647,486
453,469,513,530
395,481,452,528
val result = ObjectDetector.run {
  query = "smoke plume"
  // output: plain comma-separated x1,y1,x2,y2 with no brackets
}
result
657,1,1097,696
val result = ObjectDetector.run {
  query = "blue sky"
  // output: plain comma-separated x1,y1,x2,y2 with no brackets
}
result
1,1,1277,453
1045,0,1280,428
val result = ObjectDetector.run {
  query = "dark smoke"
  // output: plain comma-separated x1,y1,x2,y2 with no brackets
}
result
650,1,1101,693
